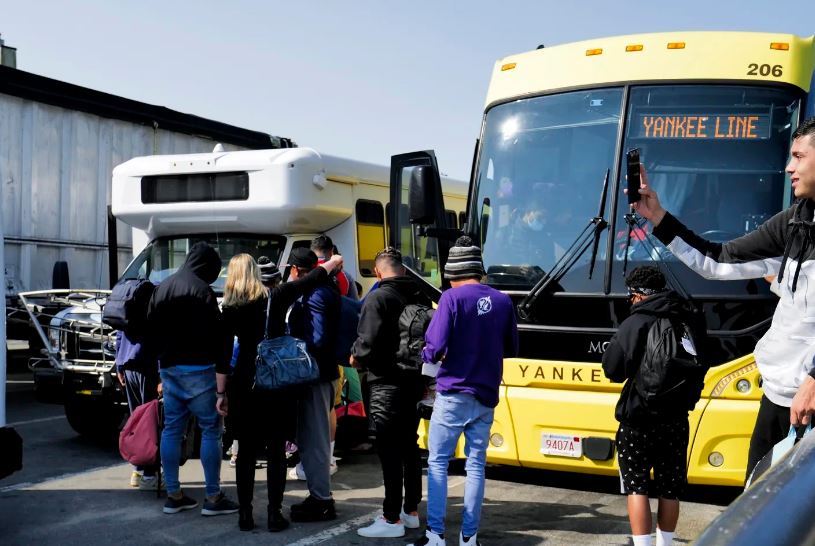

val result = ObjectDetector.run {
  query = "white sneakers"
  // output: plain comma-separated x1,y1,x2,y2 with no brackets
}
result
288,463,307,480
356,509,420,538
460,531,480,546
357,516,405,538
288,460,338,480
137,474,165,491
401,509,421,529
408,530,446,546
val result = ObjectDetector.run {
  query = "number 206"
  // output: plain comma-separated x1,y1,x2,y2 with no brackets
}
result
747,63,783,77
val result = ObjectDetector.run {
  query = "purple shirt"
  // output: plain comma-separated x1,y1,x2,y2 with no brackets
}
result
422,284,518,407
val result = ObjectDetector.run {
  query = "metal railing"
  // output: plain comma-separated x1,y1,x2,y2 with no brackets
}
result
17,289,114,371
694,429,815,545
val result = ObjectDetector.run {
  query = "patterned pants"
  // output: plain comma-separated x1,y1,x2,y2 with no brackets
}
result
616,417,689,499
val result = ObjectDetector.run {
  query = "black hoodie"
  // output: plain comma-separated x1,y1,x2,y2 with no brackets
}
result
602,290,708,424
146,242,231,373
352,276,431,383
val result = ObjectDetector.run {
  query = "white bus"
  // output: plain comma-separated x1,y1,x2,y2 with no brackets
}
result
24,146,467,436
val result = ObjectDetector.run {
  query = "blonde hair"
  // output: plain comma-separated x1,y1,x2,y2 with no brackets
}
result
223,254,268,307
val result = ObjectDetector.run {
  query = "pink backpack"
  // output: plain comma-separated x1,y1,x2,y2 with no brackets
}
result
119,399,160,466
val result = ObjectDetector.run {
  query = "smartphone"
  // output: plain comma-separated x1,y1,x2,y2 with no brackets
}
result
626,148,641,205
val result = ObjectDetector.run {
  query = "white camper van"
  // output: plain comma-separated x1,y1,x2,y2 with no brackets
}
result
24,147,467,436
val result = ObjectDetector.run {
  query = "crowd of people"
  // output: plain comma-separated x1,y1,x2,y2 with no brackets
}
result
111,118,815,546
114,233,517,545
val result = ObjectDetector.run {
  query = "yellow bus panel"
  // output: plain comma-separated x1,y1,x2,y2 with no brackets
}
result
486,32,815,108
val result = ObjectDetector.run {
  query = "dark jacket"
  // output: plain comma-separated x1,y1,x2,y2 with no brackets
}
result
352,276,431,383
146,242,231,374
288,272,341,382
602,290,706,425
221,267,329,389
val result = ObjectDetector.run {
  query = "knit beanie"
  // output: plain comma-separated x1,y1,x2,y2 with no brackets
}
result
444,236,485,280
257,256,282,282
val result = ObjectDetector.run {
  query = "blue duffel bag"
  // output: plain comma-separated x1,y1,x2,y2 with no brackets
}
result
254,297,319,391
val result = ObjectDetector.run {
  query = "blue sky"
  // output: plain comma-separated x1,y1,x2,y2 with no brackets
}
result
3,1,814,179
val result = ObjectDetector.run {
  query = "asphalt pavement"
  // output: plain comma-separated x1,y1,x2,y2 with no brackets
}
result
0,364,734,545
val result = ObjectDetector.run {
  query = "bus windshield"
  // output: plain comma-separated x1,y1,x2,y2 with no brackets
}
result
122,234,286,293
473,85,800,293
474,88,624,291
611,85,799,292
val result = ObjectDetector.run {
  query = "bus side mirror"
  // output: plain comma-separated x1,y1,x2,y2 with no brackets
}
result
408,166,438,225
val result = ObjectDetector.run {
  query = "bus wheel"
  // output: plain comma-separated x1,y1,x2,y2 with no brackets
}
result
64,398,124,438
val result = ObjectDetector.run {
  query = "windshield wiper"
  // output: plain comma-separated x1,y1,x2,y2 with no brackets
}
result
517,169,610,321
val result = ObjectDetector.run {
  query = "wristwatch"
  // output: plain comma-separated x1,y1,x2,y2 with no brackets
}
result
216,391,227,399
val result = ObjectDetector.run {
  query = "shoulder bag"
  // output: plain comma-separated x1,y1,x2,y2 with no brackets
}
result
254,295,320,390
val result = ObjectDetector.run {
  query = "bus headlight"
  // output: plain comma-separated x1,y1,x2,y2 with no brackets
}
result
490,433,504,447
708,452,724,467
736,379,752,394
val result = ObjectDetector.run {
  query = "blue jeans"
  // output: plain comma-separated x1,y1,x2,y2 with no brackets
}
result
159,365,222,497
426,392,494,537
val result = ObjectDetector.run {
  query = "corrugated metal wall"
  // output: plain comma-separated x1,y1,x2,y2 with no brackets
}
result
0,95,244,293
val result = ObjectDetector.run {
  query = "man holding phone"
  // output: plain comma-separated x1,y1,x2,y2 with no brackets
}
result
629,117,815,479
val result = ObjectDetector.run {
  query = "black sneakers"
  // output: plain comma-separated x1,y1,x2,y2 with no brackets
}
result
163,494,198,514
201,492,240,516
290,495,337,522
268,507,290,532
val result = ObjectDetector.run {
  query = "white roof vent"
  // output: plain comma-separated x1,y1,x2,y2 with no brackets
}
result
212,143,225,153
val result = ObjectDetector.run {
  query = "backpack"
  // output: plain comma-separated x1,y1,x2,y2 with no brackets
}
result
103,278,155,339
634,316,706,410
396,303,435,372
335,295,362,365
119,399,160,466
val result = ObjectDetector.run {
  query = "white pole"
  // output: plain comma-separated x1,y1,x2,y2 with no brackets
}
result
0,200,6,427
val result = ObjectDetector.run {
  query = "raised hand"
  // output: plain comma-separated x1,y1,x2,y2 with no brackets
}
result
321,253,344,273
629,164,666,226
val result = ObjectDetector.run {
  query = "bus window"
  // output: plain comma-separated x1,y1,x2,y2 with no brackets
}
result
356,200,386,277
445,209,458,229
390,172,443,288
612,85,801,294
472,87,624,293
122,234,286,294
141,172,249,203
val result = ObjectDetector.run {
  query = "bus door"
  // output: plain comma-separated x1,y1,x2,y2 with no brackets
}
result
388,151,453,292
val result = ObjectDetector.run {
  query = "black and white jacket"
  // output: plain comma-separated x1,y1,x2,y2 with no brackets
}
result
653,199,815,407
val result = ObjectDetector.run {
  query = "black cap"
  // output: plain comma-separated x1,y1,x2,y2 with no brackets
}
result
288,247,318,269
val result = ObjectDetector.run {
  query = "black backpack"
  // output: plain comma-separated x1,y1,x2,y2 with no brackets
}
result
634,316,706,410
102,279,155,340
395,303,435,372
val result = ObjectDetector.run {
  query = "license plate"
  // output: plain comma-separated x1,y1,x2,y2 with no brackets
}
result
540,433,583,458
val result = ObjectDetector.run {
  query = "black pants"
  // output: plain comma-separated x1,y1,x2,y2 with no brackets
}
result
746,395,791,480
124,368,160,476
232,388,295,510
370,377,424,522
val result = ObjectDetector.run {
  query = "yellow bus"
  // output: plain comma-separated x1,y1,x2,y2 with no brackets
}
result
390,31,815,487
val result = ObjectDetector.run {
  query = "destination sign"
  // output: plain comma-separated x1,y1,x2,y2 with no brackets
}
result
632,110,771,140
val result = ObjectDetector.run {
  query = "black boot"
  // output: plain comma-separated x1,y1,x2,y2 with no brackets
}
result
290,495,336,522
238,506,255,531
268,506,290,532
